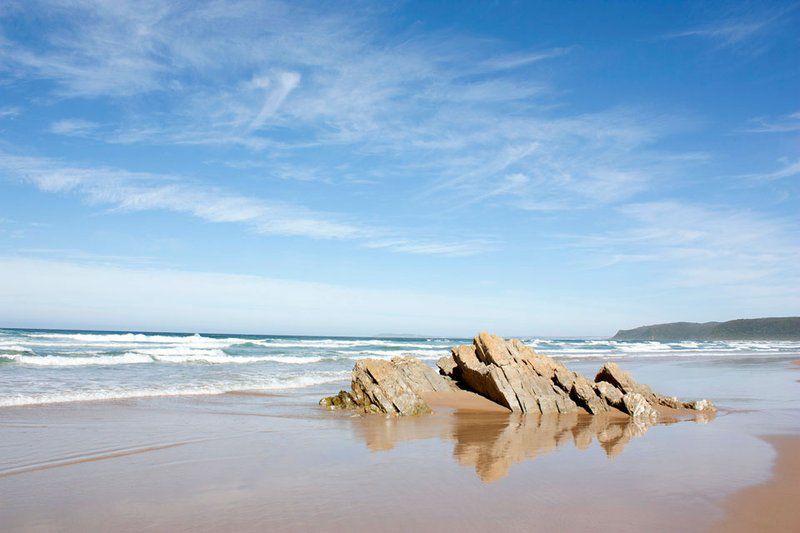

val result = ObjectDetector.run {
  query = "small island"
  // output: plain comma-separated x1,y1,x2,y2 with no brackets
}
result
612,317,800,341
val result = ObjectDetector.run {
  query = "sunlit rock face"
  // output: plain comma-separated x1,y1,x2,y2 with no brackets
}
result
322,332,716,419
321,356,456,416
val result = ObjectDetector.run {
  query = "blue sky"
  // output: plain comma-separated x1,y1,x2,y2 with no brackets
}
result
0,0,798,336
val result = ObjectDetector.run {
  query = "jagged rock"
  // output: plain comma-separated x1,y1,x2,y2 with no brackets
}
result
451,343,518,409
319,390,357,410
437,355,460,381
321,333,717,418
655,395,683,409
595,362,656,401
685,399,715,411
348,357,455,416
450,333,578,414
596,362,716,414
595,381,624,410
622,392,658,421
569,374,609,414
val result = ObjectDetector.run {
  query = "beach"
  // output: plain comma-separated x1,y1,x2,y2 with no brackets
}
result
1,333,799,532
3,1,799,530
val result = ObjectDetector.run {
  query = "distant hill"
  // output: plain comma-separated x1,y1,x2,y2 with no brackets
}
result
612,317,800,341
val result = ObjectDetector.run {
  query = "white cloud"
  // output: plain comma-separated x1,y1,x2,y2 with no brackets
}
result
418,107,694,210
663,5,797,50
479,47,572,71
248,71,301,131
743,111,800,133
574,201,800,293
742,159,800,181
0,1,172,96
364,239,495,257
0,152,365,239
0,152,487,255
0,0,690,213
668,20,771,46
0,106,20,119
49,118,99,136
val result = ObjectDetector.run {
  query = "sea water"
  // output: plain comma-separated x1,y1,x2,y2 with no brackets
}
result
1,328,798,411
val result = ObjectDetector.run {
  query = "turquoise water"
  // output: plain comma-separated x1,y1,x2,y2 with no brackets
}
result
1,328,799,409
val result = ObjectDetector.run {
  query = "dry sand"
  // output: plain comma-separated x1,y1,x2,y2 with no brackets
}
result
420,390,512,413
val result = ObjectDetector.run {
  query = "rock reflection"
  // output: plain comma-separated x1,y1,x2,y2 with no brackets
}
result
351,410,713,483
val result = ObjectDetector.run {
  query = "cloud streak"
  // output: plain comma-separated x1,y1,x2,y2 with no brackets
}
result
741,159,800,181
662,4,797,50
743,111,800,133
0,152,364,239
0,152,487,255
574,201,800,294
49,118,99,136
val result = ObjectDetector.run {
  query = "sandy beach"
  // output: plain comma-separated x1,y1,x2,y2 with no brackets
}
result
2,0,799,530
713,435,800,532
2,355,798,532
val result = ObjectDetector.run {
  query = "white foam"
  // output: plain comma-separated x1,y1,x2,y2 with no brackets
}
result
0,371,350,407
22,332,253,349
147,353,323,365
251,339,451,349
4,350,325,366
5,353,154,366
0,344,34,353
17,333,452,352
341,349,449,360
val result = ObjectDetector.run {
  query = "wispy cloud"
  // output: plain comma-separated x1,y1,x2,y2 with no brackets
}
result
0,152,485,255
741,159,800,181
247,71,301,132
0,152,365,239
663,4,797,50
479,47,572,71
364,239,495,257
0,0,689,213
0,106,20,119
418,107,697,211
49,118,99,136
743,110,800,133
0,1,173,96
573,201,800,292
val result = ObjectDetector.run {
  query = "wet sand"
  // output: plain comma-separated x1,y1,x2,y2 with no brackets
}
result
713,435,800,532
1,379,797,533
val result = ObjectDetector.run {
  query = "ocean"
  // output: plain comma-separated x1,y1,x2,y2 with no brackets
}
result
2,328,799,409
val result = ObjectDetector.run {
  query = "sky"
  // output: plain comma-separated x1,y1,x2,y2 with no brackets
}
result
0,0,798,337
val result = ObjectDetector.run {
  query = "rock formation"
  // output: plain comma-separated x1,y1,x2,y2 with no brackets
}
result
321,356,456,416
449,333,579,414
321,333,716,420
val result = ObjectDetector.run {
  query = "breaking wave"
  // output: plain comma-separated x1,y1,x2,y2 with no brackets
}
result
0,371,350,407
1,350,326,367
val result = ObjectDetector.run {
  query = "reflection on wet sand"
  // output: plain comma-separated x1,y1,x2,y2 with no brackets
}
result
352,409,714,483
